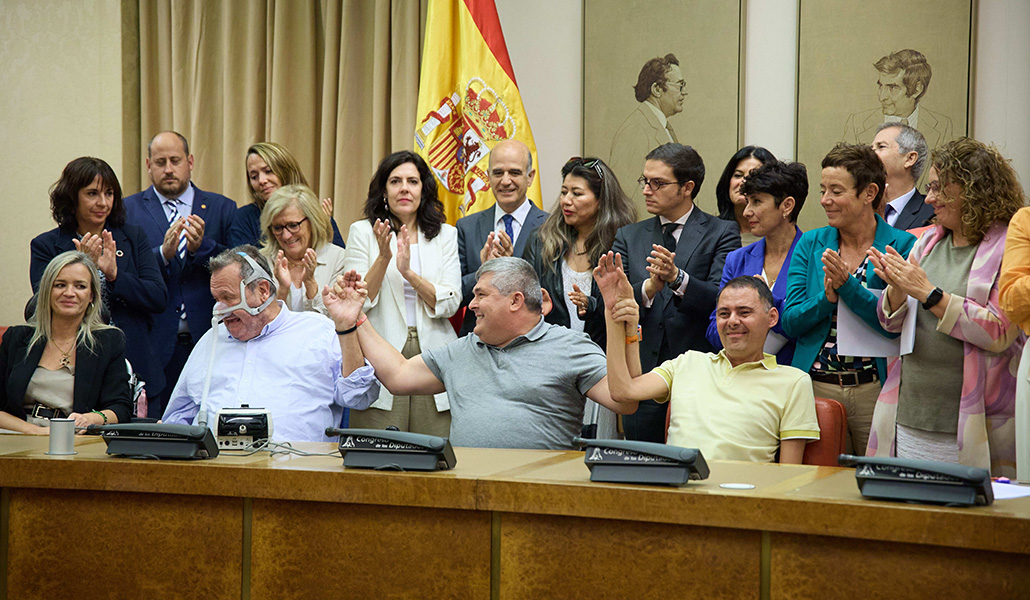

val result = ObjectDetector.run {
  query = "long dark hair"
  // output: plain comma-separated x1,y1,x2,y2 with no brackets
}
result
537,157,636,271
49,157,125,231
363,151,445,240
715,146,775,222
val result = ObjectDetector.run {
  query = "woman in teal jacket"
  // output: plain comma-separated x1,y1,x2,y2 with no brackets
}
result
782,144,916,456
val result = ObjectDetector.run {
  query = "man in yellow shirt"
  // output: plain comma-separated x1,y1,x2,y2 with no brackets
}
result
598,252,819,463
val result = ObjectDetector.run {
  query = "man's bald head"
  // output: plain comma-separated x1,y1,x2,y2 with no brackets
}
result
488,140,536,213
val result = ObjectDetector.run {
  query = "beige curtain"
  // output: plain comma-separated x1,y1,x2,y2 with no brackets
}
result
136,0,422,237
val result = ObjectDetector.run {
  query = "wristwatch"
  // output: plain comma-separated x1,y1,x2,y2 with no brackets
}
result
922,287,944,310
670,269,685,289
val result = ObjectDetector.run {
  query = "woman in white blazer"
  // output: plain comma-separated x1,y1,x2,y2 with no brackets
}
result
260,184,347,316
344,151,460,436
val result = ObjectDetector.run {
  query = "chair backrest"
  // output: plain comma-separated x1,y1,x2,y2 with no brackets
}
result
664,396,848,466
802,397,848,466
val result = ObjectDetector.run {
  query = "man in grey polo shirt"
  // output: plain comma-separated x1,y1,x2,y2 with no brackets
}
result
324,257,636,450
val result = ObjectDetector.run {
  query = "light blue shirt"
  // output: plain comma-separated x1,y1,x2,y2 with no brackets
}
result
162,302,380,442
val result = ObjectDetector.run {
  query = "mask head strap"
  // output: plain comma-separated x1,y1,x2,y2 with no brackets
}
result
212,252,276,321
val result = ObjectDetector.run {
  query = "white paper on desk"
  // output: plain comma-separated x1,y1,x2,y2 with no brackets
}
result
991,482,1030,500
836,289,916,357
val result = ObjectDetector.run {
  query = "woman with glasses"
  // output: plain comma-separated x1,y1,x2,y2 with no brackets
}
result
867,138,1024,475
705,160,808,366
343,151,460,436
231,142,345,248
258,184,345,316
715,146,777,246
523,157,636,438
3,251,132,433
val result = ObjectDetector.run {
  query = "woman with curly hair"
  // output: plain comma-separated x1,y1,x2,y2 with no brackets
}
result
343,151,460,435
867,138,1026,476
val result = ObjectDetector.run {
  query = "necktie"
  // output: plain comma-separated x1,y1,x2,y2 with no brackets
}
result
666,122,679,144
900,118,909,126
884,204,896,225
502,214,515,243
661,222,679,251
165,199,188,321
165,199,187,261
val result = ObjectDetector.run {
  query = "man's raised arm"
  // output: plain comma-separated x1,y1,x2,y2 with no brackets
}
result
324,271,445,396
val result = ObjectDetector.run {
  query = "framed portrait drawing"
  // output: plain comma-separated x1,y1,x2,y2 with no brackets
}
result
796,0,973,232
583,0,744,219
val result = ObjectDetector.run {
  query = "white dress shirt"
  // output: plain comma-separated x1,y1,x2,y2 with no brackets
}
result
641,206,693,307
493,197,533,244
162,302,380,442
885,187,917,227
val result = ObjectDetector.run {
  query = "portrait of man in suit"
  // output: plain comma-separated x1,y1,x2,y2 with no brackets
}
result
608,53,687,217
842,49,954,149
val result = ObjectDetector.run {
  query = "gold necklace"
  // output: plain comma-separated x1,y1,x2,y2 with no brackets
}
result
50,338,75,367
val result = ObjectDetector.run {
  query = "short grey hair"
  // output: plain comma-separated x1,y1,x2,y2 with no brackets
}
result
875,122,928,181
475,257,542,313
209,245,278,296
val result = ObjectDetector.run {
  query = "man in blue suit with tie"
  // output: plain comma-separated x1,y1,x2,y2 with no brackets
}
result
455,139,548,336
124,131,237,417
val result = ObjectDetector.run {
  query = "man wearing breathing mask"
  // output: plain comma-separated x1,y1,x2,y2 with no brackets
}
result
161,245,379,441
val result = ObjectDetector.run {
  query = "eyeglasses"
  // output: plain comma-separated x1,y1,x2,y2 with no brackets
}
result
921,180,941,196
637,176,683,192
271,217,308,235
565,157,605,181
667,80,687,94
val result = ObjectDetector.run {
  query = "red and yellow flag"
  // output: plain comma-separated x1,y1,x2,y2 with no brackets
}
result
415,0,542,224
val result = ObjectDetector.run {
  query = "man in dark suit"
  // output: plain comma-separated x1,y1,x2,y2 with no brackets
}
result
611,143,741,442
123,131,236,417
456,139,547,336
871,123,934,231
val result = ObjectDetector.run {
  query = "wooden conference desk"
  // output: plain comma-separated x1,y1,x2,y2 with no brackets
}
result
1,435,1029,599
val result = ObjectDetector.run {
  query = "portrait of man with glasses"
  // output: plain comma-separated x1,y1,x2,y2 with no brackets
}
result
608,53,688,215
611,142,741,443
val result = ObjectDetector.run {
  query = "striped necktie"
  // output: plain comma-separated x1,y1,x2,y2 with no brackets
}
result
165,199,188,321
165,199,187,261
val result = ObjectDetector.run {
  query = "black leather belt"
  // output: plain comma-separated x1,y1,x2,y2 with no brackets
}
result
810,370,877,387
30,404,66,420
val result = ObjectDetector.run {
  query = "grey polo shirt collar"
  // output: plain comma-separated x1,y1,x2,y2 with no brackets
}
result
476,316,548,350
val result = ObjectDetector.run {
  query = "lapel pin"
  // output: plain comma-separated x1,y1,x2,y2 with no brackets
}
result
201,204,207,209
116,250,124,257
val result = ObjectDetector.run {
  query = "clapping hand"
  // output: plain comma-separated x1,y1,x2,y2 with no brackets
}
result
569,284,589,317
877,245,932,301
74,231,118,280
183,214,205,253
396,225,412,275
373,219,393,259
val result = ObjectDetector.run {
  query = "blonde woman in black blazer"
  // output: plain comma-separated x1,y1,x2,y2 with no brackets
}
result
1,252,131,433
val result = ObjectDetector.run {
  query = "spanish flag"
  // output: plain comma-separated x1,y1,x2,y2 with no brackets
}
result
415,0,542,223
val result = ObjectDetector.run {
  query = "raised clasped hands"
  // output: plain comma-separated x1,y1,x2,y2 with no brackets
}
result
74,230,118,280
593,251,635,311
324,270,369,330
